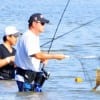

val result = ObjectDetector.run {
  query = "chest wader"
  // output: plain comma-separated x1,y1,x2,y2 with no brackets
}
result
16,67,50,92
34,69,50,92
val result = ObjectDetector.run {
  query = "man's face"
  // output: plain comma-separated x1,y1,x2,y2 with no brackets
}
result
32,21,45,34
7,35,18,46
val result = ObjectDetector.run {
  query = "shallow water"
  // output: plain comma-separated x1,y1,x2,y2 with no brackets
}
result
0,0,100,100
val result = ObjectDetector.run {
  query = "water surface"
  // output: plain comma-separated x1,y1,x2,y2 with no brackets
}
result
0,0,100,100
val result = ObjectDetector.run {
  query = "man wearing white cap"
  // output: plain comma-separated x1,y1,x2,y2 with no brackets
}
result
0,26,21,80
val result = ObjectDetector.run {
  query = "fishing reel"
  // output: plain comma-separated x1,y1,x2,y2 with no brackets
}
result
42,68,50,80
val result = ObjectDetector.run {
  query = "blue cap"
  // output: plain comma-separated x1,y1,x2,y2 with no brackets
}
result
28,13,49,24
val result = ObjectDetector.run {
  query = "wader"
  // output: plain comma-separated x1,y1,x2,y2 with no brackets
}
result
16,67,50,92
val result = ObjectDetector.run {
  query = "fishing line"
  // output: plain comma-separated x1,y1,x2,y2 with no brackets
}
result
65,54,94,87
77,58,93,88
77,55,99,87
41,17,100,47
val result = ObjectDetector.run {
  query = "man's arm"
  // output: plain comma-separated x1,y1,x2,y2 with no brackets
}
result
0,56,15,68
30,52,65,61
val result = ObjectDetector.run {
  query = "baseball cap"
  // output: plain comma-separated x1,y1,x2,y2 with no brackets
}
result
5,26,22,37
28,13,49,25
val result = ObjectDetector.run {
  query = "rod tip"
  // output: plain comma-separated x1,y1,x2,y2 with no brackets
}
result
65,55,70,59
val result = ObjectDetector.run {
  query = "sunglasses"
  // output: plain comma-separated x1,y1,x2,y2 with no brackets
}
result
40,22,45,26
36,21,45,26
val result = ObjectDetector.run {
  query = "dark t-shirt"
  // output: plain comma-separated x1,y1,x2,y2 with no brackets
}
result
0,44,16,79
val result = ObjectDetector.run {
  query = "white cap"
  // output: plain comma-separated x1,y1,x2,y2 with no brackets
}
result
5,26,21,36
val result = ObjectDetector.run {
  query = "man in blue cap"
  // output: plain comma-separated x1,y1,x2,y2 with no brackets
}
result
15,13,66,92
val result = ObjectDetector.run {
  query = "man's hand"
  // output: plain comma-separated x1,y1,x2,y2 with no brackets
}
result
6,56,15,63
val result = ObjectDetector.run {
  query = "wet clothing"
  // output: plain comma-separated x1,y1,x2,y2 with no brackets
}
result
0,44,16,80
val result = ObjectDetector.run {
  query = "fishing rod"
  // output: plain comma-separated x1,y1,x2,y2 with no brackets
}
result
41,0,71,76
41,16,100,47
47,0,71,53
